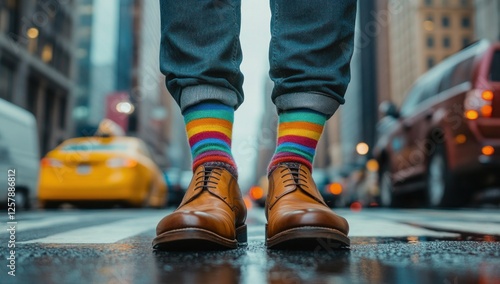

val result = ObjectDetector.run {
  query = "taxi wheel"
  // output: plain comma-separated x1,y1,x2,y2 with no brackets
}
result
42,201,61,209
141,183,155,208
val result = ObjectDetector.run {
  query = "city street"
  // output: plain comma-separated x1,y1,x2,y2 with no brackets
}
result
1,207,500,284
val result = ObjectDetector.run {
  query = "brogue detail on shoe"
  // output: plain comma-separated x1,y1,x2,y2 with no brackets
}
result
266,164,350,248
153,165,247,250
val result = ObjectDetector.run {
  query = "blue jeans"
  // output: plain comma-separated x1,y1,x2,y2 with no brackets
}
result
159,0,357,118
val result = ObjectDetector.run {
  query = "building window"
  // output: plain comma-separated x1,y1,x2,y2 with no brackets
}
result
443,36,451,48
461,0,469,6
427,57,435,69
0,58,15,101
425,0,433,6
462,37,471,48
427,36,435,47
424,15,434,31
442,16,450,28
0,0,21,39
461,17,471,28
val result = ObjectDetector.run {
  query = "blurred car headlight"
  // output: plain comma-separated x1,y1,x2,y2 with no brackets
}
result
106,157,137,168
41,158,64,168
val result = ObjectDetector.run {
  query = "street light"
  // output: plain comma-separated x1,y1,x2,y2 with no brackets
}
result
116,102,135,115
356,142,369,156
27,27,39,39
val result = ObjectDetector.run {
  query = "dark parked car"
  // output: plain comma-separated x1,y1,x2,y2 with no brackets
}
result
163,168,192,207
374,40,500,208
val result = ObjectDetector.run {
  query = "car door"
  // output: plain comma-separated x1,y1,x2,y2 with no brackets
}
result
400,77,442,182
390,82,428,184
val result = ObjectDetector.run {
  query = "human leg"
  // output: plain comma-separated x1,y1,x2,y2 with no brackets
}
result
266,0,357,249
154,0,246,250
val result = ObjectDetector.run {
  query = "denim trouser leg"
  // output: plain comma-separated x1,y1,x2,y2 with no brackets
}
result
159,0,244,112
270,0,357,118
159,0,356,116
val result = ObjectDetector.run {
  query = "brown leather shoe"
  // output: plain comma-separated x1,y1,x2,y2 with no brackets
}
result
153,165,247,250
266,163,350,249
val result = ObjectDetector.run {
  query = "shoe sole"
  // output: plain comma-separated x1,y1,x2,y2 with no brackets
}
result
153,224,247,251
265,225,350,250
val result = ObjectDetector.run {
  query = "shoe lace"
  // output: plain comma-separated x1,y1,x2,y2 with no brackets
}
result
193,168,222,191
280,166,309,189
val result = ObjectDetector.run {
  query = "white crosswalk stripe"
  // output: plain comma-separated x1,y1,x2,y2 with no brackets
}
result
7,209,500,244
15,215,83,231
365,209,500,235
19,216,161,244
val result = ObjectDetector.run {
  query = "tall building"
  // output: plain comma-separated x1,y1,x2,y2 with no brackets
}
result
74,0,94,135
135,0,174,168
77,0,121,129
331,1,379,170
475,0,500,41
378,0,476,106
0,0,77,154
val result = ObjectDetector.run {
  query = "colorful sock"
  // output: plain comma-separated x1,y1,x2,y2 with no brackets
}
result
268,109,327,173
184,101,237,176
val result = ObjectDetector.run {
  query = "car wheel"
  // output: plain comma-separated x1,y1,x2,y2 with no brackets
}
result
141,182,156,208
379,162,398,207
15,190,29,210
427,144,463,207
42,201,61,209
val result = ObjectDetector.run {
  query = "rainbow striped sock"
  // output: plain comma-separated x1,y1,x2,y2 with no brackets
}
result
268,109,326,173
184,101,237,176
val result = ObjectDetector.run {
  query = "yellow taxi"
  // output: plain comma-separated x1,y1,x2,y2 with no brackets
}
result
38,136,168,208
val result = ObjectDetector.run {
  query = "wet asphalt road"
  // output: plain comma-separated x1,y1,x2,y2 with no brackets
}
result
1,207,500,284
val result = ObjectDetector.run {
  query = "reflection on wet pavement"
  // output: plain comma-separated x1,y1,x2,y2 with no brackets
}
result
151,236,500,284
5,234,500,284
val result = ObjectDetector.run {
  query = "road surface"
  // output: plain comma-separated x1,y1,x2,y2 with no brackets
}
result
1,207,500,283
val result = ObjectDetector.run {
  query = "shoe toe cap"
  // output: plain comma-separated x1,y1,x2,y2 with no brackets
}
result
156,209,235,239
269,208,349,237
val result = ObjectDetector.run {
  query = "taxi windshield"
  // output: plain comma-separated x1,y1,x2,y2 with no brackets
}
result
61,141,129,152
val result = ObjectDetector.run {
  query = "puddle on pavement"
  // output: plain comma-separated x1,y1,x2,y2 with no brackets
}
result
152,238,500,284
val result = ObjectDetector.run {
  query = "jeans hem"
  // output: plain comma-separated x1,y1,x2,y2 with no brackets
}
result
180,85,240,112
274,92,341,118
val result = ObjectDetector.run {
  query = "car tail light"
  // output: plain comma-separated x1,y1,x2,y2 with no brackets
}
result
482,146,495,156
41,158,63,168
465,89,494,119
249,186,264,201
106,158,138,168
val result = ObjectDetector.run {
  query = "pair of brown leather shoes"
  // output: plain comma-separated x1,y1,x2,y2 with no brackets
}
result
153,163,349,250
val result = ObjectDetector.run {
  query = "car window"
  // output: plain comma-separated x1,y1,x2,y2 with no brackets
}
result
400,83,425,117
490,50,500,82
450,56,474,86
419,74,441,103
438,56,474,92
438,65,454,93
61,142,129,151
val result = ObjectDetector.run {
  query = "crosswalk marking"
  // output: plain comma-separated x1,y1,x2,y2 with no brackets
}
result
20,216,160,244
15,215,83,231
366,209,500,235
347,215,459,237
8,209,500,245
